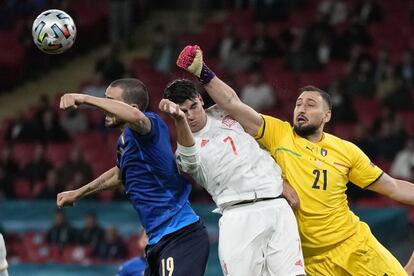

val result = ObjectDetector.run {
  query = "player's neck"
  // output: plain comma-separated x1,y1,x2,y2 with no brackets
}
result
305,130,324,143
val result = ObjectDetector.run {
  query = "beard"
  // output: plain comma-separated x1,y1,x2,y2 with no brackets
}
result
293,123,319,137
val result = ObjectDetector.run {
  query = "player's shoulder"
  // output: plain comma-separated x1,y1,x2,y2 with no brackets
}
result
324,132,360,151
205,104,227,118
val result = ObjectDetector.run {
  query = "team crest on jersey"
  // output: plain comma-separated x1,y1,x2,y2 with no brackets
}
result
221,115,237,128
200,139,209,147
320,148,327,157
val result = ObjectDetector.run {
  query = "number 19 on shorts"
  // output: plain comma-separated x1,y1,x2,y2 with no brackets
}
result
161,257,174,276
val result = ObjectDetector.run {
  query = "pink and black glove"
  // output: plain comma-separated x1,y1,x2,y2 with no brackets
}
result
176,45,215,84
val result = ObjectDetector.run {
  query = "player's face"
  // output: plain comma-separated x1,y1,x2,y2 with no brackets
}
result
178,96,207,132
293,91,331,137
104,86,126,128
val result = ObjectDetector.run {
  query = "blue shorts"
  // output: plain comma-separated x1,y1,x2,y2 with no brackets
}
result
144,220,209,276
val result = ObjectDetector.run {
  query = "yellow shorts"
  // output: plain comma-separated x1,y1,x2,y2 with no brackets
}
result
305,222,406,276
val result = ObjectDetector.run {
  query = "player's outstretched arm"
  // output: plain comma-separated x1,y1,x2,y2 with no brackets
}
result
367,173,414,205
60,93,151,134
404,250,414,275
159,99,194,147
176,45,263,136
56,166,122,208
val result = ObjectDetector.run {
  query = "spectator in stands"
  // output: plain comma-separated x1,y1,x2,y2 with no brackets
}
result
374,118,406,161
240,72,276,112
60,109,88,136
396,50,414,88
22,144,52,183
38,108,70,142
250,22,279,59
352,0,383,24
150,24,178,74
221,39,258,74
78,211,104,252
373,48,390,83
376,64,403,101
283,26,319,71
37,170,62,199
327,80,356,123
210,25,239,63
82,74,107,98
338,17,372,58
318,0,348,26
354,122,377,159
109,0,133,49
117,229,148,276
93,226,126,260
0,147,19,198
390,137,414,180
58,146,93,187
343,59,376,97
252,0,290,21
5,112,41,142
95,46,126,85
46,209,76,249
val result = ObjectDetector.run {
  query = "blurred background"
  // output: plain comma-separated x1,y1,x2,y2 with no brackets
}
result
0,0,414,275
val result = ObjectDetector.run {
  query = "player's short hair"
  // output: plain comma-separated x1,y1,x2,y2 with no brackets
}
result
163,79,199,104
110,78,149,111
299,85,332,110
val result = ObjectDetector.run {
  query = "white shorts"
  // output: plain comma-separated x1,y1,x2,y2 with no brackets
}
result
218,198,305,276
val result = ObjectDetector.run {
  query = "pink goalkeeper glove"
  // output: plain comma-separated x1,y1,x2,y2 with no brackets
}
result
176,45,215,84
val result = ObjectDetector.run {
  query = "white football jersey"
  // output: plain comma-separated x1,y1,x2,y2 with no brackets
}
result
176,105,283,209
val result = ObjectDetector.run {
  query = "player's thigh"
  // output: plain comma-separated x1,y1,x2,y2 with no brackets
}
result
218,206,269,276
344,222,406,276
148,222,209,276
266,201,305,276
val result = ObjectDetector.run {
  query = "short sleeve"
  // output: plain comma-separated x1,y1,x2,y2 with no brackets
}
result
254,114,290,152
348,142,383,189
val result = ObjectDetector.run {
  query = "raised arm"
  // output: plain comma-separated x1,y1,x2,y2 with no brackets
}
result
176,45,263,136
159,98,194,147
56,166,122,208
60,93,151,134
405,250,414,275
367,173,414,205
158,98,207,185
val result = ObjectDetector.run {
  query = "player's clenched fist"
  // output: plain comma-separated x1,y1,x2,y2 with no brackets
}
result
59,93,86,110
159,99,185,120
177,45,215,84
56,190,78,208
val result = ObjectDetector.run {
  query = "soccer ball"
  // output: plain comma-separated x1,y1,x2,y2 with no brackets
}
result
32,9,77,54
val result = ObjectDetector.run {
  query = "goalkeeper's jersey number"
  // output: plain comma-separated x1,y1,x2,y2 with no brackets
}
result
312,169,328,190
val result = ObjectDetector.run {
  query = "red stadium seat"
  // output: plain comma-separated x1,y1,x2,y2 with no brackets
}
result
45,143,73,168
14,179,32,199
398,111,414,136
13,143,37,167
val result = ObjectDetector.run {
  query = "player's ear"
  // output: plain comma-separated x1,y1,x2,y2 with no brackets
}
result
324,110,331,123
131,103,140,110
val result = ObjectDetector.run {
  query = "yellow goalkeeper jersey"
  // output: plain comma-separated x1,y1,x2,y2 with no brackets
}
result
255,115,383,257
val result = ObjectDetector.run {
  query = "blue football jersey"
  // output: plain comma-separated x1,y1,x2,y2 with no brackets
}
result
116,112,199,244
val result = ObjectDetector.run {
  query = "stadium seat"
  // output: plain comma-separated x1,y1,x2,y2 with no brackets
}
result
398,110,414,136
14,179,32,199
13,143,38,167
45,143,73,168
